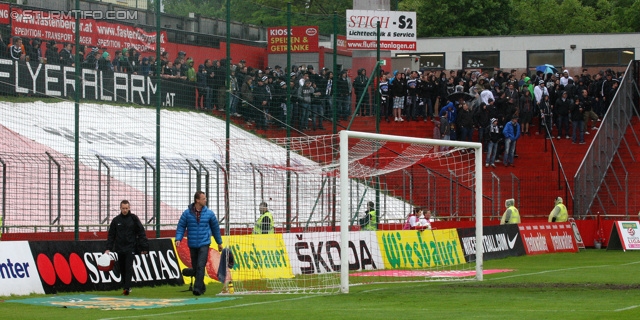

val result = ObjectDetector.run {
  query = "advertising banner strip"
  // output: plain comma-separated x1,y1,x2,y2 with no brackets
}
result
0,59,191,108
10,8,167,52
518,222,578,255
0,241,45,296
28,239,182,294
345,10,417,51
282,231,383,276
458,224,526,263
0,3,10,25
377,229,466,269
267,26,319,53
609,221,640,251
173,234,294,283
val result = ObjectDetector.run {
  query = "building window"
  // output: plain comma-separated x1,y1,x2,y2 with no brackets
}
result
462,51,499,69
419,53,445,69
583,49,635,66
527,50,564,69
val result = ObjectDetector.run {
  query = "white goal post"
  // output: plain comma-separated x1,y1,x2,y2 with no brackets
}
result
339,130,484,293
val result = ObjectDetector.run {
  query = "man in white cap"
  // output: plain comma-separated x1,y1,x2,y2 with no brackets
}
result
548,197,568,222
560,70,572,86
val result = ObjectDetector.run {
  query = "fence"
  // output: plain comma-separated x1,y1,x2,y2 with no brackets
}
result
573,60,640,217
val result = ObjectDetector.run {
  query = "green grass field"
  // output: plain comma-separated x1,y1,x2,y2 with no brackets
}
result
2,250,639,320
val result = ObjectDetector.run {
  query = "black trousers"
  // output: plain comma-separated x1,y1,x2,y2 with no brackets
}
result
116,251,136,290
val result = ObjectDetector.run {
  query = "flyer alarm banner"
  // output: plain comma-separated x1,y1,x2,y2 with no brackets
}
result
346,10,417,51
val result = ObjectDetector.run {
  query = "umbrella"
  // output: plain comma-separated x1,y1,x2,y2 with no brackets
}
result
447,91,476,102
536,64,559,75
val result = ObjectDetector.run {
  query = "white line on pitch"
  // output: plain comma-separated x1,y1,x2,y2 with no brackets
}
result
490,259,640,281
98,295,318,320
614,305,639,312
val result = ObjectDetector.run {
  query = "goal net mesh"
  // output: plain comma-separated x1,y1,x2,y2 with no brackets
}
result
210,132,480,294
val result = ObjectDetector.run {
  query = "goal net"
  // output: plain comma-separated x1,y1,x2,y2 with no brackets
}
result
209,131,483,294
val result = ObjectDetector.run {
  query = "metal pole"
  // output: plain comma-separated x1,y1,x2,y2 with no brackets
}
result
225,0,232,236
286,2,292,232
376,21,381,134
74,0,80,240
332,12,338,135
155,0,162,238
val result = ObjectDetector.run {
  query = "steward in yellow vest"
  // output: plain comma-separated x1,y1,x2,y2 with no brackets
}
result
253,202,274,234
500,198,520,224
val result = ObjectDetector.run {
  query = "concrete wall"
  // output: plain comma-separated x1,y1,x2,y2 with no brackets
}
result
393,33,640,70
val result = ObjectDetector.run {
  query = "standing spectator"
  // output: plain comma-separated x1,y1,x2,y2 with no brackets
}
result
98,52,113,72
560,70,572,87
405,71,420,121
44,40,59,64
10,37,25,61
175,191,223,296
59,43,74,67
336,70,351,121
456,102,474,142
390,71,406,122
485,118,501,168
421,74,437,121
502,116,521,167
538,94,553,138
104,200,149,296
112,50,122,72
439,112,451,152
474,102,491,148
570,96,585,144
28,38,42,63
0,34,7,59
379,72,391,122
196,64,211,110
297,79,314,130
240,77,254,123
554,91,571,139
582,89,599,132
254,76,272,130
228,68,240,117
353,68,371,116
519,90,534,135
139,57,151,76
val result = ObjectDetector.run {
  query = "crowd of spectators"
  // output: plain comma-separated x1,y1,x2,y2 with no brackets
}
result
0,35,623,139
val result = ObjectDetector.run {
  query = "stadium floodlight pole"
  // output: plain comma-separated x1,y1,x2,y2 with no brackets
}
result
285,2,292,232
73,0,80,241
155,0,162,238
225,0,231,235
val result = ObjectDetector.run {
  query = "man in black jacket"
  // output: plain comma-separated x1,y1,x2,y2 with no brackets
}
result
105,200,149,296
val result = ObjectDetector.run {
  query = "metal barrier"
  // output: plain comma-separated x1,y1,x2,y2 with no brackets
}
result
574,60,640,217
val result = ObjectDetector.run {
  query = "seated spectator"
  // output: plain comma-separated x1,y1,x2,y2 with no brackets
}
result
403,207,423,230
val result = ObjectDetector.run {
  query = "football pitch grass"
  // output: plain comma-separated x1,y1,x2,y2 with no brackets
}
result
2,250,639,320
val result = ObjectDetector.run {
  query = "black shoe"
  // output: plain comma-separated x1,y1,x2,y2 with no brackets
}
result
123,288,130,296
193,290,202,296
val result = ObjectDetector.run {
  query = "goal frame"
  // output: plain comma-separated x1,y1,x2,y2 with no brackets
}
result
339,130,484,293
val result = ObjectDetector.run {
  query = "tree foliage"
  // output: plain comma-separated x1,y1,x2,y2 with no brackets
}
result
162,0,640,36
